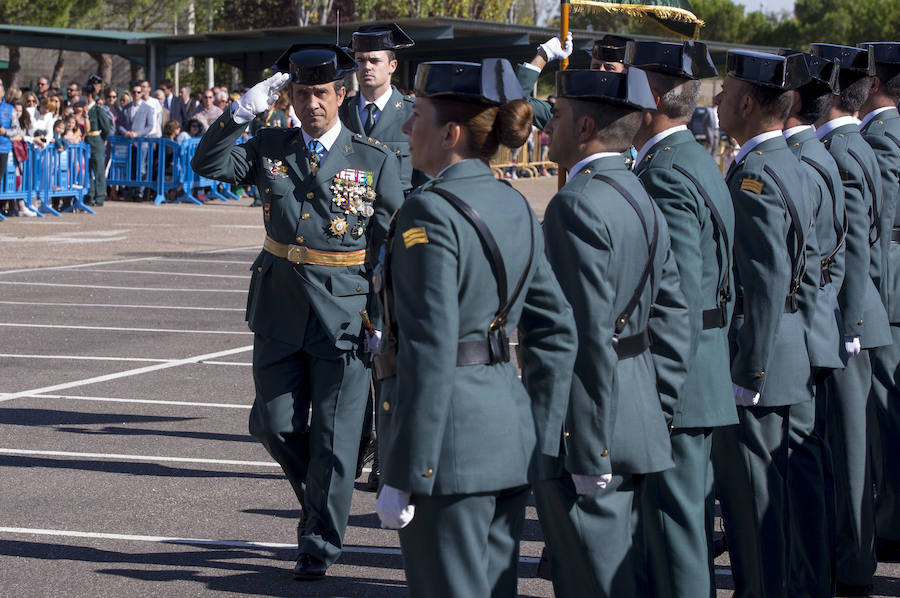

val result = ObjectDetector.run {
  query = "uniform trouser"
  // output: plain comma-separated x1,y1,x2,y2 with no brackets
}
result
398,485,531,598
533,473,641,598
87,140,106,205
712,403,814,598
642,428,716,598
825,350,877,586
248,331,369,566
870,326,900,541
787,392,831,597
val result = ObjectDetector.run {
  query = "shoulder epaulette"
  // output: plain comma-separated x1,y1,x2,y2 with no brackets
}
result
352,132,393,155
642,143,677,170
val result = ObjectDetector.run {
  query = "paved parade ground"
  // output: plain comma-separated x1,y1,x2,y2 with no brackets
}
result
2,188,899,597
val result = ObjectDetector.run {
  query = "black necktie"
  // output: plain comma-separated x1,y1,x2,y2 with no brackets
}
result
364,103,377,136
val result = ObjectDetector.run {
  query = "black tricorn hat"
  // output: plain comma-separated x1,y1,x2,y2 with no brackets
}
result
810,43,875,76
778,49,839,94
624,40,717,79
87,74,103,85
414,59,524,105
591,34,634,62
858,42,900,66
725,50,809,90
272,44,358,85
556,68,657,110
352,23,415,53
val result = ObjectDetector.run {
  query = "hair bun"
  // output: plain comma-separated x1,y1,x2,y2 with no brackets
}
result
493,99,533,149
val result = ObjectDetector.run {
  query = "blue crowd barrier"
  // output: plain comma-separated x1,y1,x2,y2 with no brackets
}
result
107,136,183,205
35,143,94,215
1,146,44,219
177,137,240,204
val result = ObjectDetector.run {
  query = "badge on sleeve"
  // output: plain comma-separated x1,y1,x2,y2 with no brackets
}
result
402,227,429,249
740,178,764,194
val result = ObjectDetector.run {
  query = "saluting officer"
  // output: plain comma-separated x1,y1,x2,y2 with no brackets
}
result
626,40,737,598
811,42,891,596
857,42,900,565
710,50,820,598
83,85,112,207
372,58,578,598
191,44,404,580
340,23,424,192
779,48,846,597
537,67,690,598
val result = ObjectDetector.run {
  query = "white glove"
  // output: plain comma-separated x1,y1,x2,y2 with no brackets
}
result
367,329,382,354
733,383,760,407
571,473,613,495
232,72,290,124
376,485,415,529
539,33,574,63
844,336,862,357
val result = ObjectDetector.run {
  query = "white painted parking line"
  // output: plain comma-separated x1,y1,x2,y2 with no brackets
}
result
0,527,543,563
202,360,253,366
1,344,253,402
0,257,156,275
0,354,252,366
152,258,253,265
0,300,243,312
0,323,251,335
24,394,252,409
0,281,246,293
0,449,277,467
75,269,249,279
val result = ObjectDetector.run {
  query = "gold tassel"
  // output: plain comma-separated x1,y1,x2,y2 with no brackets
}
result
570,0,705,25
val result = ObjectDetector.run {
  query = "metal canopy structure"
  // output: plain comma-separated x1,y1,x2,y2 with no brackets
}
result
0,18,777,89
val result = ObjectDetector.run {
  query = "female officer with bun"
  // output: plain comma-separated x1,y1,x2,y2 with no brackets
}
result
372,58,578,597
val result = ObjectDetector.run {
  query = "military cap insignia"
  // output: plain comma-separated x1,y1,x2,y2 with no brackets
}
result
402,227,429,248
329,217,349,237
740,178,764,194
331,169,377,218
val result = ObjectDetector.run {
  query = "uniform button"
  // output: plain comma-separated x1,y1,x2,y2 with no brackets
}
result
356,286,362,292
858,319,864,326
382,401,390,411
423,468,434,478
301,213,310,220
564,431,570,438
601,449,609,457
758,370,766,377
664,146,671,151
296,236,304,243
755,150,763,155
265,187,270,193
257,266,263,272
306,192,314,199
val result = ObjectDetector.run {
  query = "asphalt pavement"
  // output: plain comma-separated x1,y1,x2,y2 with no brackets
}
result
1,189,898,597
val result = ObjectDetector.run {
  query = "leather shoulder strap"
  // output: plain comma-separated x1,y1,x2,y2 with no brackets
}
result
593,174,659,335
763,165,806,295
846,147,881,246
801,155,847,264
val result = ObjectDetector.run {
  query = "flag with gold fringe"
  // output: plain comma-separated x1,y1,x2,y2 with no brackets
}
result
570,0,704,39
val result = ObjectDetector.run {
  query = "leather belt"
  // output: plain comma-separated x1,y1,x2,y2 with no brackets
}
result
373,337,512,381
702,305,728,330
263,235,367,267
613,328,650,360
85,130,102,137
734,294,798,315
892,227,900,243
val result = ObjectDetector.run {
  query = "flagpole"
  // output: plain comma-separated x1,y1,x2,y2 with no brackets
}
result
558,0,569,190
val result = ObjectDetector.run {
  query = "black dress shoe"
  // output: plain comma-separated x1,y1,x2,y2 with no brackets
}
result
363,456,380,492
293,553,327,580
877,537,900,562
835,582,873,596
536,546,552,580
712,533,728,557
356,435,376,480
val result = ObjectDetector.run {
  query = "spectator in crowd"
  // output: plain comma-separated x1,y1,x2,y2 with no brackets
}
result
0,80,24,215
153,89,170,126
5,102,37,216
213,89,229,111
116,81,153,138
66,81,80,108
35,76,50,100
72,100,88,135
51,118,67,152
141,80,162,137
31,96,58,142
170,85,198,128
159,79,174,112
102,86,118,130
87,74,103,98
192,89,223,131
22,91,38,119
249,89,289,135
181,118,203,142
63,114,82,145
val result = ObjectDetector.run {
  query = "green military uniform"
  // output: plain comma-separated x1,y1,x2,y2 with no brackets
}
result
248,107,289,136
340,86,426,191
864,102,900,546
785,122,845,596
190,46,404,573
627,41,737,598
85,101,112,206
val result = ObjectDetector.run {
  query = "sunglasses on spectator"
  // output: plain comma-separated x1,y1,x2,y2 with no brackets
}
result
204,94,214,99
38,81,48,87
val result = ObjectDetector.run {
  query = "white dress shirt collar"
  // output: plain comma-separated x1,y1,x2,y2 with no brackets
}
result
568,152,622,181
783,124,813,139
302,119,342,152
635,125,688,166
359,86,394,118
815,115,860,139
859,106,895,130
734,130,783,164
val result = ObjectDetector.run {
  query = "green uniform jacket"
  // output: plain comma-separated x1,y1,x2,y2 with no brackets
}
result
861,107,900,323
248,108,289,136
379,159,577,495
636,129,738,428
786,127,847,369
543,156,690,476
821,124,891,348
191,108,404,350
516,65,552,130
87,103,112,143
339,85,427,191
727,136,818,404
